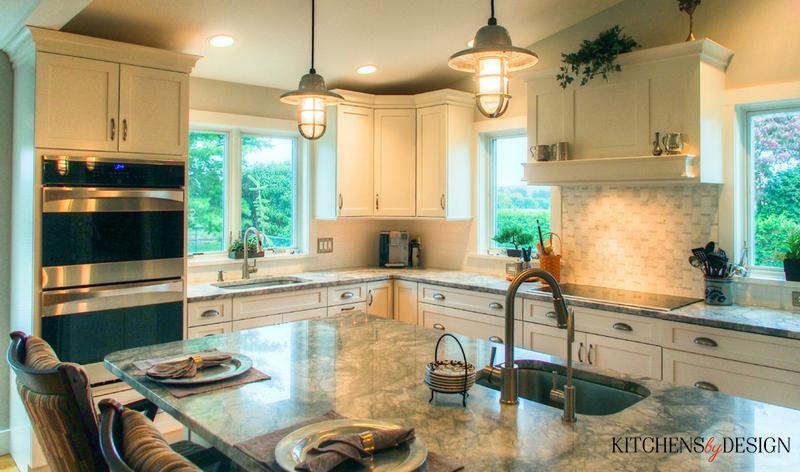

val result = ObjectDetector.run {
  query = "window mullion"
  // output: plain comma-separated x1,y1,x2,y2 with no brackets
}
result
228,129,243,245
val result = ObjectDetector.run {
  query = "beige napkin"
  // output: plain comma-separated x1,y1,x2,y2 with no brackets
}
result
295,427,416,472
145,352,232,379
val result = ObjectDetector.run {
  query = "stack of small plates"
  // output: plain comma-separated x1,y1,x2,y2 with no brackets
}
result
424,360,476,393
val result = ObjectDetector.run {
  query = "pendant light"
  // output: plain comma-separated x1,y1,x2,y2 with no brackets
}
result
448,0,538,118
280,0,343,140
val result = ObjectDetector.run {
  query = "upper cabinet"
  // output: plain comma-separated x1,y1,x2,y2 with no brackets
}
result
523,39,734,185
314,89,473,220
28,28,198,156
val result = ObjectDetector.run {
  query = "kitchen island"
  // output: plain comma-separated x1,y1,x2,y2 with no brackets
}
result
105,313,799,470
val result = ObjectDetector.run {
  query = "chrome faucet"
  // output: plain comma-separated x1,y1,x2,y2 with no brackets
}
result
242,227,261,279
498,268,576,423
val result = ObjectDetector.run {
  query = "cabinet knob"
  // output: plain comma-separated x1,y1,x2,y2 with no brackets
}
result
488,336,503,344
693,337,718,347
432,323,446,331
200,309,221,318
612,322,633,332
693,381,718,391
488,302,503,310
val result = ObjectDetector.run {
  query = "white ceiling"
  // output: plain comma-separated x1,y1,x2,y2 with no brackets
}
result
61,0,621,94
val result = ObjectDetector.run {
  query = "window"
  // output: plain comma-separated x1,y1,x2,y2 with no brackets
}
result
490,135,551,251
188,128,301,256
747,108,800,269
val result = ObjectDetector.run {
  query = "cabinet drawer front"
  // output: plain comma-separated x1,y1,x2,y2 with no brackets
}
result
419,303,522,346
232,315,282,331
523,323,584,361
284,308,328,323
188,299,232,327
419,284,520,319
573,306,660,344
663,349,800,409
233,288,326,320
327,302,367,317
586,333,662,379
328,284,367,305
662,321,800,372
523,300,562,327
187,322,231,339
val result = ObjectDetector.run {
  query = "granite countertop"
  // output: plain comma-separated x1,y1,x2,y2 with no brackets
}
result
188,267,800,340
105,314,800,470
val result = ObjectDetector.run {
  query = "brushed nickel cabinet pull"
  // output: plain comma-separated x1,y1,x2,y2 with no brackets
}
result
341,306,356,311
488,336,503,344
340,291,354,299
122,119,128,141
577,342,584,362
432,323,445,331
440,194,445,210
612,322,633,332
432,293,445,301
693,337,718,347
375,194,379,211
694,381,718,391
338,193,343,210
587,344,594,364
488,302,503,310
110,118,116,140
368,290,373,306
545,311,557,319
200,309,221,318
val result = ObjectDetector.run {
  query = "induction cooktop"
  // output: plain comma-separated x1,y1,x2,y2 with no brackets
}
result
530,283,702,312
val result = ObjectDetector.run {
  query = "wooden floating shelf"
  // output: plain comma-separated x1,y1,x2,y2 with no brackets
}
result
522,154,698,185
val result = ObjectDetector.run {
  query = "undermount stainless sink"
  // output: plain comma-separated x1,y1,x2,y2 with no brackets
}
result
212,276,309,290
476,359,649,416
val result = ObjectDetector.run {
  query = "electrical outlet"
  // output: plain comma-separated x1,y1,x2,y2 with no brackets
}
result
317,237,334,254
793,291,800,307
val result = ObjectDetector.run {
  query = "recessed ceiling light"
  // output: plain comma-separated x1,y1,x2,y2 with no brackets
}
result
356,64,377,75
209,35,235,48
467,39,475,47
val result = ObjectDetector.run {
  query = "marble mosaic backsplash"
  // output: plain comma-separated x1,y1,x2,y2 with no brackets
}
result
560,184,721,298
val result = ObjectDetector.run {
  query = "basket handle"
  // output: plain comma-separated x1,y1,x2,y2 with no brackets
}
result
543,231,562,257
433,333,470,392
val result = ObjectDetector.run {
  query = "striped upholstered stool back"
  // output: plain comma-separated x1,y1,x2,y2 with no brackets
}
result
8,331,106,472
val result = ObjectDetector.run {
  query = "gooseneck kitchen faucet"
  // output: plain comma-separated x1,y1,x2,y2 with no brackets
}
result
501,268,577,423
242,227,261,279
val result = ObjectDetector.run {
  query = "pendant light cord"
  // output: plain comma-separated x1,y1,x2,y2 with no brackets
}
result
310,0,316,74
488,0,497,25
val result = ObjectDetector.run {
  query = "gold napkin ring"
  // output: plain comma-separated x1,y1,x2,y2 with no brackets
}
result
359,431,376,453
190,354,204,369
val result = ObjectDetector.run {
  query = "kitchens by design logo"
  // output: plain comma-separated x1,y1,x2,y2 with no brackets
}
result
612,435,791,462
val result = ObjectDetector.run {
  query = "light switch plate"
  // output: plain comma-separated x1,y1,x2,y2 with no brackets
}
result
793,291,800,307
317,237,334,254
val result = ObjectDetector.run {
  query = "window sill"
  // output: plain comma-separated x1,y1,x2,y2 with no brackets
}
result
735,274,800,288
188,252,314,269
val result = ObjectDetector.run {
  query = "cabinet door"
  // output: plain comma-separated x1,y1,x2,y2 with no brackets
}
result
416,105,447,217
367,280,392,318
586,333,662,379
336,104,374,216
374,109,416,216
523,323,586,362
119,65,189,155
393,280,418,325
35,53,119,151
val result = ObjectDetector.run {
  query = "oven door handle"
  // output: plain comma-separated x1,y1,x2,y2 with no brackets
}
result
42,188,184,213
42,280,184,317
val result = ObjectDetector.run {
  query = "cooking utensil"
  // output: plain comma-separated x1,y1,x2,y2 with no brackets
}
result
704,241,716,255
536,220,547,256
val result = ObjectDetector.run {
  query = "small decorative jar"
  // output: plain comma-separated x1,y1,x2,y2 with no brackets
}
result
704,277,733,306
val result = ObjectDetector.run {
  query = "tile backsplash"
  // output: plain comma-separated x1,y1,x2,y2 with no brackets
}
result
560,184,721,298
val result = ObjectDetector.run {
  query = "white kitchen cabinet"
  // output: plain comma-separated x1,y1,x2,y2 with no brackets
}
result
374,109,416,216
284,307,328,323
419,302,523,347
367,280,393,318
393,280,418,325
335,104,374,216
187,322,231,339
419,283,521,319
232,288,327,320
585,333,662,379
35,53,119,151
415,104,472,218
523,323,585,362
663,349,800,409
327,283,367,306
119,65,189,155
187,298,233,328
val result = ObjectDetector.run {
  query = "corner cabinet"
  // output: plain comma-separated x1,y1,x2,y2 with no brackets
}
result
314,89,474,220
35,50,192,156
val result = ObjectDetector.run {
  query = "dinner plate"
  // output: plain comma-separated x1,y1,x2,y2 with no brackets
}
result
149,353,252,385
426,360,475,378
274,418,428,472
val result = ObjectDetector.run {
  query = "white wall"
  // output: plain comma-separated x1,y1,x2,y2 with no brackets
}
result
0,51,12,452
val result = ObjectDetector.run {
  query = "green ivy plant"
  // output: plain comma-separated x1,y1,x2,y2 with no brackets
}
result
557,26,639,89
228,235,260,254
784,231,800,261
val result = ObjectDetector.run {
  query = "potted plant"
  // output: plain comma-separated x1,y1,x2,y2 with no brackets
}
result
228,235,264,260
493,226,534,258
557,25,639,89
783,231,800,282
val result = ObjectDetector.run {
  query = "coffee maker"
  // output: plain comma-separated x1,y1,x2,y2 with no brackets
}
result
379,231,409,268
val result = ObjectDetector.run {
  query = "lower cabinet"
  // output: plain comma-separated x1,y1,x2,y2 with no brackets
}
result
419,302,523,346
367,280,393,318
522,323,583,361
393,280,418,325
586,333,662,379
663,348,800,409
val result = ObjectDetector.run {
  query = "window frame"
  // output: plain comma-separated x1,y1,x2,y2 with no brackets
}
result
744,105,800,276
188,112,309,261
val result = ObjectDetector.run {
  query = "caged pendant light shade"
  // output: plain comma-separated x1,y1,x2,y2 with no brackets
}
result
448,0,538,118
280,0,343,140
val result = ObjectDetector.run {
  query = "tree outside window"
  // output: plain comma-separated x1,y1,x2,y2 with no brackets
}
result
188,131,226,253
